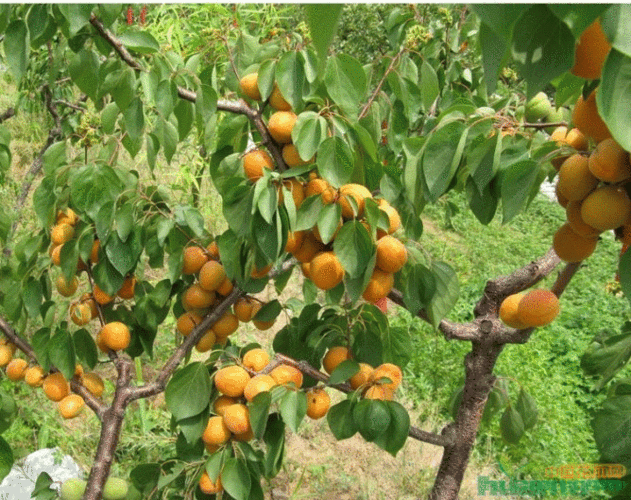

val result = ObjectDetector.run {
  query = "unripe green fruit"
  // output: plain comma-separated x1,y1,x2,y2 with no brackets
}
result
60,478,87,500
103,477,129,500
525,92,552,122
544,107,571,133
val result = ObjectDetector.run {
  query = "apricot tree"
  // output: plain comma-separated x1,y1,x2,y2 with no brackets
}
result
0,4,631,500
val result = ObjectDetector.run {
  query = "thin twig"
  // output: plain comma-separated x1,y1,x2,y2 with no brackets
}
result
358,46,406,120
88,14,144,71
521,121,568,130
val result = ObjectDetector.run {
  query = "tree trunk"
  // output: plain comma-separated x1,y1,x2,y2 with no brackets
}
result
429,342,503,500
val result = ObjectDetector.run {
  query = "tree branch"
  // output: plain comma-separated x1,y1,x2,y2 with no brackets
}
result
359,46,406,120
88,14,144,71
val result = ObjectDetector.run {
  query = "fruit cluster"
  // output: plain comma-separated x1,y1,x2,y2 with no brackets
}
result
198,347,331,494
549,20,631,265
239,72,409,303
322,346,404,400
177,242,276,352
499,289,560,329
0,336,105,419
49,208,136,353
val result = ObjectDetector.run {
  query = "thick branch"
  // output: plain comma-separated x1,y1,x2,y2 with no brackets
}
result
0,108,15,124
0,316,37,360
83,360,133,500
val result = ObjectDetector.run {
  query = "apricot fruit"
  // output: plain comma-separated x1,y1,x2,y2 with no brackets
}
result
242,348,270,371
305,178,336,205
202,415,232,445
282,144,312,167
195,329,217,353
212,311,239,339
553,222,598,263
556,154,598,201
183,284,216,310
99,321,131,351
239,73,261,101
376,235,408,273
56,275,79,297
6,358,28,381
362,268,394,304
58,394,85,419
338,183,372,219
270,364,303,389
309,252,345,291
51,223,75,245
499,293,528,329
60,478,86,500
581,186,631,231
269,84,291,111
243,149,274,182
292,232,325,263
182,246,208,275
572,90,612,143
349,363,374,390
268,111,297,144
43,372,70,402
24,365,45,387
370,363,403,391
222,403,251,435
588,138,631,183
571,19,611,80
566,201,601,238
199,472,223,495
199,260,227,292
81,372,105,398
323,346,350,375
214,365,251,398
306,388,331,419
517,289,560,328
244,374,277,401
93,284,114,306
117,276,136,300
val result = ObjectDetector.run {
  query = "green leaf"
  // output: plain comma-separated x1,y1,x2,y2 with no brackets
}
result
329,359,360,385
324,54,367,119
327,400,358,440
333,221,374,279
352,399,391,442
113,68,136,111
23,278,43,318
427,262,459,328
593,395,631,469
422,122,467,203
317,137,354,188
263,414,285,478
104,229,142,277
156,117,178,163
510,5,575,98
381,326,413,369
48,329,76,381
4,20,29,81
304,5,343,71
0,5,11,33
69,49,99,100
123,98,144,141
130,463,161,496
472,5,530,40
42,141,67,175
601,5,631,59
249,392,272,439
550,4,610,37
295,195,323,231
316,203,342,245
479,23,508,96
500,159,540,223
0,436,13,482
581,322,631,390
279,390,307,433
500,406,525,444
221,458,251,500
117,29,160,54
276,52,305,112
598,50,631,152
402,263,436,316
58,4,92,37
515,389,538,430
372,401,410,456
292,111,327,162
165,362,212,421
420,60,439,111
73,329,98,370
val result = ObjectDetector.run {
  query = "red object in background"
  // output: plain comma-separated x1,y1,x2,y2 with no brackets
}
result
375,297,388,313
127,6,134,25
140,5,147,25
